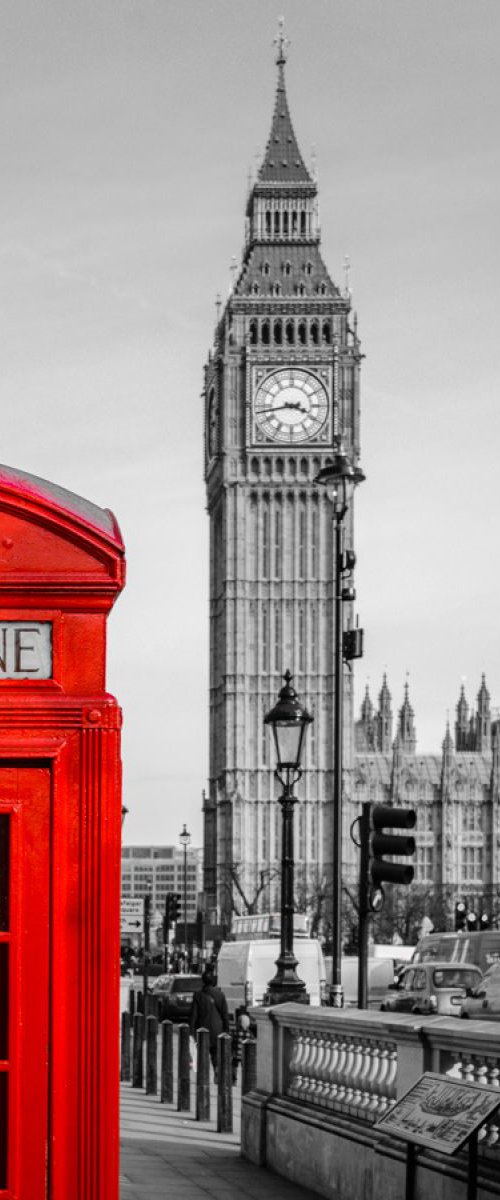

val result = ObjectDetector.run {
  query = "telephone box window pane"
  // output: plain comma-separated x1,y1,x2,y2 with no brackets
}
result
0,1072,6,1187
0,816,8,931
0,945,7,1058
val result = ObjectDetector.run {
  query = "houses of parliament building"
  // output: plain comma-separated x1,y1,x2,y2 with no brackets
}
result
202,29,499,932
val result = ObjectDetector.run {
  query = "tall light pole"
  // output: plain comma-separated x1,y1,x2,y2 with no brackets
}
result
315,447,365,1006
179,823,191,961
263,671,313,1005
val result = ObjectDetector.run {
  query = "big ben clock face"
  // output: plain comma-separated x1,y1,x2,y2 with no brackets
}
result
254,368,329,444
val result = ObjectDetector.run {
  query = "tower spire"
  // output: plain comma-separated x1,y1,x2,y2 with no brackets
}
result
273,16,290,66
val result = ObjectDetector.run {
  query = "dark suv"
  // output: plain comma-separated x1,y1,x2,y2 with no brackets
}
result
150,973,203,1022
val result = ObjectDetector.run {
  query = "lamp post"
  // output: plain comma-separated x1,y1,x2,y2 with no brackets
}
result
264,670,313,1005
179,823,191,963
315,447,365,1007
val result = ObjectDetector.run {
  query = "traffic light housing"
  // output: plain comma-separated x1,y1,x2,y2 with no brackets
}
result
171,892,182,922
467,909,478,932
480,912,491,931
455,900,467,931
163,892,172,941
370,804,416,887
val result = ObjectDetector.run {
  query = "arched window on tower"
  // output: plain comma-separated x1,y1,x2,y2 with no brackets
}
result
274,605,281,673
298,319,307,343
283,211,289,237
292,211,298,236
311,606,318,672
298,803,306,861
262,604,269,671
311,505,319,576
283,260,291,276
311,803,317,858
298,507,307,578
273,283,282,297
262,261,271,276
262,320,270,345
274,502,281,576
311,321,319,345
298,608,306,672
286,320,295,345
274,210,280,236
322,320,331,344
249,319,258,344
301,212,307,236
305,261,313,276
265,211,271,237
274,319,283,345
262,508,270,578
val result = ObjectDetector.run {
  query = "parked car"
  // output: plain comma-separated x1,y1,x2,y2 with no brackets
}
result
380,961,482,1016
460,962,500,1020
150,973,203,1022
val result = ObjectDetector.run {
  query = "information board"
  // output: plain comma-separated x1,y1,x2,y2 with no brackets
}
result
376,1071,500,1155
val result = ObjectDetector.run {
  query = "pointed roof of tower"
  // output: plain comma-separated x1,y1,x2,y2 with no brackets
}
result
257,22,314,187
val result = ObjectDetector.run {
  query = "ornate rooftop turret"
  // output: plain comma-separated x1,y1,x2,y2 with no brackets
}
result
397,681,417,754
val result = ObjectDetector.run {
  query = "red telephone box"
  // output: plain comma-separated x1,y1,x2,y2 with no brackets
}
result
0,465,125,1200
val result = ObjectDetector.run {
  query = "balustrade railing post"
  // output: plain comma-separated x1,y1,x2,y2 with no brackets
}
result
132,1011,144,1089
217,1033,233,1133
196,1028,210,1121
160,1019,174,1103
146,1014,158,1095
177,1023,191,1112
120,1010,131,1082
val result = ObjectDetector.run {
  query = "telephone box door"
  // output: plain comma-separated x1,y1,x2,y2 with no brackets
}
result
0,767,50,1200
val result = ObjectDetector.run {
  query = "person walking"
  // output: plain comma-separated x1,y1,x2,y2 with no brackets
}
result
189,965,229,1080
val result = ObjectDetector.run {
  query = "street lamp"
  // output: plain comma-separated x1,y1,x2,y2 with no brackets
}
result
179,823,191,962
315,446,365,1007
264,670,313,1005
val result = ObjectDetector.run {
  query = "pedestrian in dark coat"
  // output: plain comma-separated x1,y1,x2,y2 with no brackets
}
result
189,966,230,1079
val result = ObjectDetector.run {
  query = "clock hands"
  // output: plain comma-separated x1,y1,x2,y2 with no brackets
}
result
258,401,309,415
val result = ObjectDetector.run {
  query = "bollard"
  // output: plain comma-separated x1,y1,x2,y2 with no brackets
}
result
120,1010,131,1082
177,1023,191,1112
137,990,144,1015
132,1011,144,1089
145,1015,158,1095
128,986,136,1018
217,1033,233,1133
241,1037,257,1096
160,1020,174,1103
196,1028,210,1122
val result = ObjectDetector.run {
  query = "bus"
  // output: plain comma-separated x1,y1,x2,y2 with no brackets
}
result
411,930,500,975
231,912,310,940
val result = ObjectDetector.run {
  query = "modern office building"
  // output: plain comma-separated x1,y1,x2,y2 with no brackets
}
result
121,844,203,924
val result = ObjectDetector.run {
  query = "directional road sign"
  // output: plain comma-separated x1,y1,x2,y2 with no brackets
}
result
121,898,144,934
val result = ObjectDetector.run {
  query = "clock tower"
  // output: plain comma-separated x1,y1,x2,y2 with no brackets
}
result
203,29,363,929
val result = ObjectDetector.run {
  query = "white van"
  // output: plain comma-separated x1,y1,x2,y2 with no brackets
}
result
217,937,327,1022
339,956,397,1008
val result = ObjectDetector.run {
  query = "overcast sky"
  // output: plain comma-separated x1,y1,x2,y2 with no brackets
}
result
2,1,499,846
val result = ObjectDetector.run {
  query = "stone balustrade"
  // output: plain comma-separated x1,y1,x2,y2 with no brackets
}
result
242,1004,500,1200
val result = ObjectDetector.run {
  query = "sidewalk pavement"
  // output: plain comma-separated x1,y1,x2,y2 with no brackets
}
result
120,1077,320,1200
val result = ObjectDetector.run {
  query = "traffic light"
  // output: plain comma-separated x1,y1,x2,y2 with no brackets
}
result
467,910,478,932
163,892,172,941
171,893,182,922
370,804,416,887
455,900,467,931
480,912,491,931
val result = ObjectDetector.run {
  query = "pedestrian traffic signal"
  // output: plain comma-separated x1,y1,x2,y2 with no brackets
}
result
467,910,478,931
480,912,491,930
370,804,416,887
455,900,467,931
171,893,182,922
